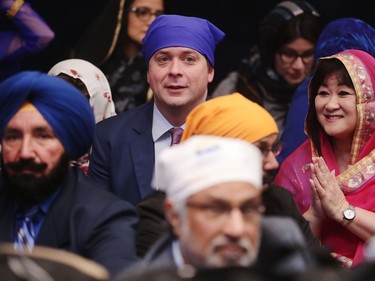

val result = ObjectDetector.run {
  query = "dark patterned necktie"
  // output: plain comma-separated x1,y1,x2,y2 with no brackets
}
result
169,127,184,146
14,207,41,252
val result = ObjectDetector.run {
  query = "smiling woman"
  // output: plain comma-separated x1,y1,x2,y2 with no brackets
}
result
274,49,375,268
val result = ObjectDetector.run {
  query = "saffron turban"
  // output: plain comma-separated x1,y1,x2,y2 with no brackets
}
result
153,135,263,203
181,93,278,143
0,71,95,159
141,14,225,66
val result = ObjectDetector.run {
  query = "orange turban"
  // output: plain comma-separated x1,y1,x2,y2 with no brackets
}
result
181,93,278,143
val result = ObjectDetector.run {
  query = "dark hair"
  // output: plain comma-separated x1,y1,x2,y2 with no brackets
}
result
57,73,90,100
257,0,323,65
71,0,171,65
305,58,354,155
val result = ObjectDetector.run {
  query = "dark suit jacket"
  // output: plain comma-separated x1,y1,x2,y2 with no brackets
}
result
0,167,140,277
263,184,319,247
88,101,155,206
115,216,318,281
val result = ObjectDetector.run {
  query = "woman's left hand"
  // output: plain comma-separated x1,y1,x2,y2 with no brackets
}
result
310,156,348,221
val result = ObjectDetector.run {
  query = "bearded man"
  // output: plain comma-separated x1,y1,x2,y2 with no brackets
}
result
0,71,139,277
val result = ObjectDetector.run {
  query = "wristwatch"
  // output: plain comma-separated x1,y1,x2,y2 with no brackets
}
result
343,205,356,222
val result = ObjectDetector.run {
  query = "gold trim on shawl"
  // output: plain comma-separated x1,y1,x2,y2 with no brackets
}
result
334,53,367,165
102,0,126,64
337,149,375,193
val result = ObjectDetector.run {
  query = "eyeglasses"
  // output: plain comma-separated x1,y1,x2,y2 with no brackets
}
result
130,7,164,21
256,141,283,158
186,201,264,221
278,49,314,65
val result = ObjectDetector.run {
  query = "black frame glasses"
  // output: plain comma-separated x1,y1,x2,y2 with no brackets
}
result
278,49,314,65
186,201,264,221
256,141,283,158
130,6,163,21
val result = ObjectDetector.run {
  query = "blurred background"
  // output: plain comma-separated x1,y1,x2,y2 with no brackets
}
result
20,0,374,93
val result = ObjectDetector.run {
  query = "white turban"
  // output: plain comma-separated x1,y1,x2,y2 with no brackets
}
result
152,135,263,203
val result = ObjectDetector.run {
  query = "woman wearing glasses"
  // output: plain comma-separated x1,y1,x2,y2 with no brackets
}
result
211,0,323,132
72,0,168,113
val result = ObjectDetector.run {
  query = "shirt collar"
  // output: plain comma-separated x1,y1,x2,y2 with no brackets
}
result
152,103,185,142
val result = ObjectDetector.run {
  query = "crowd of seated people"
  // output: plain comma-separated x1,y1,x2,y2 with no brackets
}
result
2,1,375,280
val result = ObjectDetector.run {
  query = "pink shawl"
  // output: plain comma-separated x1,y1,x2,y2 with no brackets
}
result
275,49,375,266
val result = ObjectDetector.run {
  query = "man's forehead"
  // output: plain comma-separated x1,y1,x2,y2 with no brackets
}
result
189,182,260,200
154,47,202,56
5,110,52,131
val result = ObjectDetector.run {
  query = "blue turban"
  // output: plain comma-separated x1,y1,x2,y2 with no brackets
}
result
141,15,225,67
0,71,95,159
314,17,375,61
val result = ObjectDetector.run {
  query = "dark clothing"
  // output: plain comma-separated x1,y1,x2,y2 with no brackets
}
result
0,167,139,276
136,190,169,257
211,46,296,130
263,184,319,248
101,50,150,113
88,101,155,206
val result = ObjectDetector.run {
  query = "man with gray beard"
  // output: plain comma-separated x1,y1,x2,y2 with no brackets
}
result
115,136,315,281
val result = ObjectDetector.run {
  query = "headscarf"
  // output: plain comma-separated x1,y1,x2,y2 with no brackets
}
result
48,59,116,123
141,14,225,66
314,18,375,61
276,50,375,265
0,71,95,159
181,93,278,143
153,135,262,203
306,50,375,167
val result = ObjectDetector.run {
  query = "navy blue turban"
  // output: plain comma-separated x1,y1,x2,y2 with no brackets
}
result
0,71,95,159
314,17,375,62
141,15,225,67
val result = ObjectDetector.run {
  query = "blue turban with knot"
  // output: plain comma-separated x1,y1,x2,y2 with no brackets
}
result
0,71,95,159
141,15,225,67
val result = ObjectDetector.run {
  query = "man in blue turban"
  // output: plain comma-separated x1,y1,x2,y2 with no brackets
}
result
0,71,139,277
87,15,225,209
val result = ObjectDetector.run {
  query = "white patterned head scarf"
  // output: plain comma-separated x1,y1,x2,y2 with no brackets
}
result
48,59,116,123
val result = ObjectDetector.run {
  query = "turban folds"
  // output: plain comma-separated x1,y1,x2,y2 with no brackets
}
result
181,93,278,143
153,135,263,203
0,71,95,159
141,15,225,66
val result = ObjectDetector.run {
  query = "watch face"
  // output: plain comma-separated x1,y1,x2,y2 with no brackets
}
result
344,209,355,220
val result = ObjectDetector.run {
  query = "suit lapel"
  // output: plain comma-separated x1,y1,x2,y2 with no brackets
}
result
0,187,15,242
131,102,155,199
36,170,76,248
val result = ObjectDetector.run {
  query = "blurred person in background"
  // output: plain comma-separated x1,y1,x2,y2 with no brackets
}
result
211,0,323,132
48,58,117,174
0,0,54,82
72,0,169,113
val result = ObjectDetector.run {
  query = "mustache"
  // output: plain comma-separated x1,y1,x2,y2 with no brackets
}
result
212,236,252,253
5,159,47,172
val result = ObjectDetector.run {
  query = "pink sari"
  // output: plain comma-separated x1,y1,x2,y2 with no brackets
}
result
275,49,375,266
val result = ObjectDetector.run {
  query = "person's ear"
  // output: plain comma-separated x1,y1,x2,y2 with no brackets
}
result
164,199,182,237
